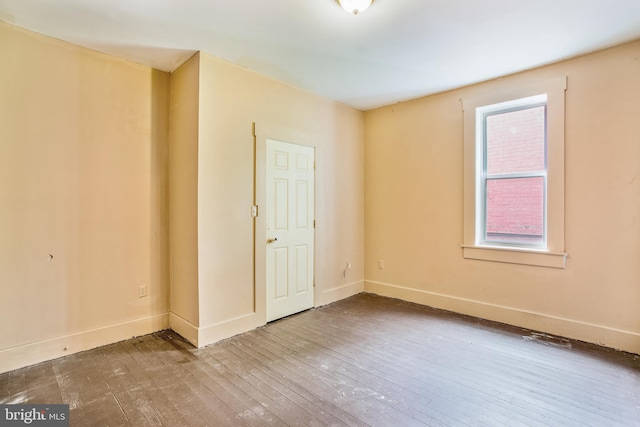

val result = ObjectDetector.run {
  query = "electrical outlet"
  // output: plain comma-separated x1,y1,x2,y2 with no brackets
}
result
139,285,147,298
378,259,384,269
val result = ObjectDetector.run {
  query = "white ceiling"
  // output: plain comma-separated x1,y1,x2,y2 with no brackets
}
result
1,0,639,110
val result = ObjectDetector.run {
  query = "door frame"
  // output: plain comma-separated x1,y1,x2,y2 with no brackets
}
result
254,130,317,324
264,138,315,321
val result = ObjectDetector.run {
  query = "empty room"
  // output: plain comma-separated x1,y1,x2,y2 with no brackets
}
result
1,0,639,425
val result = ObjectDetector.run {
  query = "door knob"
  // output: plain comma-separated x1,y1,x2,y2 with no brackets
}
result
267,237,278,244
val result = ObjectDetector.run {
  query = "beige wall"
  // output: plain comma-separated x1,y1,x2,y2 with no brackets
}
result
364,40,640,353
0,22,171,372
170,52,365,346
169,53,200,335
3,16,638,374
198,52,366,325
0,21,363,372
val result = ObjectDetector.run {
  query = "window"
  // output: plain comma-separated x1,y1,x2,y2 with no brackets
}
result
462,78,567,268
480,96,547,247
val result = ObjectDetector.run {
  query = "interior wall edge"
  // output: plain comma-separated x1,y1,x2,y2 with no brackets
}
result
195,313,263,349
364,280,640,355
318,280,364,307
0,313,169,374
170,281,366,349
168,312,200,347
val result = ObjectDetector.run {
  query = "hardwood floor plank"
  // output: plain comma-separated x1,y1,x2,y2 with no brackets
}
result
1,370,29,405
223,343,351,427
281,316,583,425
98,340,192,427
139,334,248,427
246,328,452,426
179,344,281,426
200,345,341,427
234,330,409,426
225,338,365,427
1,293,638,426
283,294,639,426
267,319,542,427
19,363,63,404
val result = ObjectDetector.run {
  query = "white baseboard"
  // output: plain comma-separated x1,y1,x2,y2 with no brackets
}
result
171,282,366,349
186,282,364,348
170,311,261,348
0,313,169,374
197,312,263,348
365,280,640,355
319,280,364,307
168,312,199,346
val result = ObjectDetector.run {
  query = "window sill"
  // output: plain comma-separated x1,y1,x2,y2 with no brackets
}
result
461,245,567,269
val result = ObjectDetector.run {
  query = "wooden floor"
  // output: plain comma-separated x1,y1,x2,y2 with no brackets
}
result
1,293,639,426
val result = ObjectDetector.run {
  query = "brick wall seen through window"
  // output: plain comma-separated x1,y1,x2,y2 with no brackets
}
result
484,105,546,245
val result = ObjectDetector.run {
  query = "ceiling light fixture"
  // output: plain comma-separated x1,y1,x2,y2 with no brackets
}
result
336,0,373,15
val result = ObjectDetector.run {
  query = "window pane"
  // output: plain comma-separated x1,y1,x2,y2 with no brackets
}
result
486,106,545,175
486,177,544,244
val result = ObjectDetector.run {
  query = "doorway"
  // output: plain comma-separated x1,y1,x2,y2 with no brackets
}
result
265,139,315,322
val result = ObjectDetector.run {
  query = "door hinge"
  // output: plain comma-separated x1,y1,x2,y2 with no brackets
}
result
251,205,259,217
313,161,316,170
313,220,316,228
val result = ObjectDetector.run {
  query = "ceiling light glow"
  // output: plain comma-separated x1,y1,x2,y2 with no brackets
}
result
337,0,373,15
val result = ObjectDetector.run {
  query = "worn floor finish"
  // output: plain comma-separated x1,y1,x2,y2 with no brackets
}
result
1,293,639,426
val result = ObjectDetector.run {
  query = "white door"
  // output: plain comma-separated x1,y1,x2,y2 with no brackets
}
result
266,139,315,322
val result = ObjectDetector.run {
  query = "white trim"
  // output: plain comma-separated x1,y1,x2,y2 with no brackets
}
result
319,280,364,306
168,312,199,346
462,76,567,268
197,312,263,348
462,245,567,268
476,93,547,115
364,280,640,355
0,314,169,374
477,96,548,248
170,311,265,349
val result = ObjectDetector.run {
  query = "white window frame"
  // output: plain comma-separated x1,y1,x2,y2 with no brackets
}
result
477,95,547,248
462,77,567,268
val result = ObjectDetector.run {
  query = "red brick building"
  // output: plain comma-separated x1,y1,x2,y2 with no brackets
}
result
485,105,545,244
